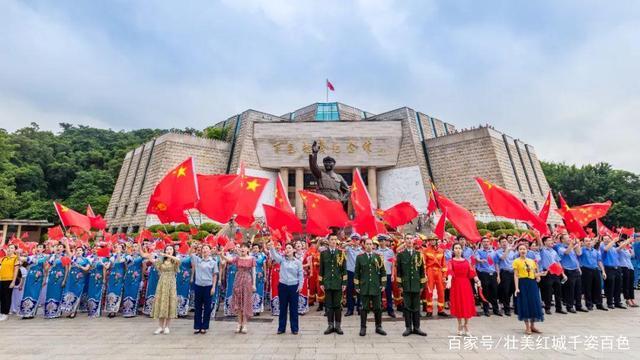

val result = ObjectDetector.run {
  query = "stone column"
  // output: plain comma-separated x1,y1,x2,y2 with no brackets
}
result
295,168,304,218
1,224,7,244
17,224,22,238
280,167,289,203
368,167,377,208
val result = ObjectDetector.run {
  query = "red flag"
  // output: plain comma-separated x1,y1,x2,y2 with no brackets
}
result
178,238,189,255
538,191,552,224
263,204,303,233
434,210,447,240
561,207,587,239
350,169,384,236
196,174,240,223
234,230,244,244
61,256,72,267
87,205,107,230
620,227,635,236
556,197,612,227
381,202,419,228
427,185,438,214
475,178,548,235
435,192,481,242
305,218,331,237
586,227,595,238
189,227,199,236
487,255,494,266
96,246,110,258
326,79,335,91
548,262,563,275
300,190,349,234
47,226,64,241
146,157,199,224
274,174,293,213
233,172,269,228
215,234,229,247
54,202,92,232
86,205,96,218
177,232,189,242
20,232,29,239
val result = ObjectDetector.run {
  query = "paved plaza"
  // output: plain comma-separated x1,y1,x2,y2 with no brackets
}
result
2,303,640,360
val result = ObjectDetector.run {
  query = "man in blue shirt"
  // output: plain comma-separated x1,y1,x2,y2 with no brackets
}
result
495,236,517,316
579,237,607,311
374,235,396,318
600,235,625,309
556,234,586,313
474,237,501,317
539,235,567,314
344,233,363,316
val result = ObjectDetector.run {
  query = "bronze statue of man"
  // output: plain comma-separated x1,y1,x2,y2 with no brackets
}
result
309,140,350,209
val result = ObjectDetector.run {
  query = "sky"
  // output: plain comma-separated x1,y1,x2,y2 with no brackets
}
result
0,1,639,172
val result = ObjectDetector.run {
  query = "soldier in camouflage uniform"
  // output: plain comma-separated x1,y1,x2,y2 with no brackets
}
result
396,235,428,336
355,238,387,336
319,235,347,335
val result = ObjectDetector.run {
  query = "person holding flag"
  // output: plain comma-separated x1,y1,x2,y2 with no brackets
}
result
446,242,481,336
60,242,91,318
105,243,127,318
537,236,567,314
43,242,66,319
374,234,396,318
474,237,501,317
555,234,586,313
578,237,607,311
121,243,144,318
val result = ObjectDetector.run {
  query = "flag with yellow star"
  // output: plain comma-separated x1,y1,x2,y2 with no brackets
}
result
146,157,199,224
435,192,481,242
53,201,92,231
538,191,552,223
299,190,349,235
555,195,612,227
233,173,269,228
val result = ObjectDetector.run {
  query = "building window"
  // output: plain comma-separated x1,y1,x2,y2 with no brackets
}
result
315,103,339,121
123,205,128,215
131,225,140,234
522,199,527,205
534,201,539,210
133,202,139,214
114,206,119,218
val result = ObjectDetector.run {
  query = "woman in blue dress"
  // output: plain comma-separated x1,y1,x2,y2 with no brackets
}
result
143,250,159,316
105,243,127,318
223,250,237,316
60,246,91,318
44,243,67,319
122,243,144,318
176,249,193,317
251,243,267,315
87,252,109,318
19,244,47,319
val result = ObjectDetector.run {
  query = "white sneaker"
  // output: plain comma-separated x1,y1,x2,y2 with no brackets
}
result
163,327,170,335
153,327,163,335
0,314,8,321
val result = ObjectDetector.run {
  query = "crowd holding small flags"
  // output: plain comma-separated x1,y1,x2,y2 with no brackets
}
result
0,156,638,340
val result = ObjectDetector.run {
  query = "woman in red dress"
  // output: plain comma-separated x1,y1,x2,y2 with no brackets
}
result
223,242,256,334
446,243,481,336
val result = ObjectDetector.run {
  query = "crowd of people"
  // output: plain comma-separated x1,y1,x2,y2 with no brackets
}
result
0,226,638,338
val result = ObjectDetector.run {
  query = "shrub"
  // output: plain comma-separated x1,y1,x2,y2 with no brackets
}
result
193,230,210,241
175,224,191,232
486,221,505,231
476,221,486,230
199,222,221,234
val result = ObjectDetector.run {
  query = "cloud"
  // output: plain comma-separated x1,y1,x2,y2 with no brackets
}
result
0,1,638,173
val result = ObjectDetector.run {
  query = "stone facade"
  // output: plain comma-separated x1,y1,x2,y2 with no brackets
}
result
105,102,561,232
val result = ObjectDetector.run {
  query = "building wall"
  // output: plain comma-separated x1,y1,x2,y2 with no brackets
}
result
105,133,231,232
425,127,561,224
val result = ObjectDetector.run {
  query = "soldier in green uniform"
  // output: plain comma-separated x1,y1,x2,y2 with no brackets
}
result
319,235,347,335
396,234,428,336
355,237,387,336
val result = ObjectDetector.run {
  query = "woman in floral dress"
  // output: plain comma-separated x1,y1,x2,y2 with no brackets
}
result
144,245,180,335
105,243,126,318
60,245,91,318
19,244,47,318
86,251,109,318
44,243,66,319
223,242,256,333
122,243,144,318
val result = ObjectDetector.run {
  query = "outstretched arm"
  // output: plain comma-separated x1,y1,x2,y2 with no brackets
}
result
309,141,322,179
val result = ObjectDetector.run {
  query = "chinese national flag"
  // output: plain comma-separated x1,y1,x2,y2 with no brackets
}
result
86,204,108,230
263,204,303,233
561,207,587,239
427,189,438,215
434,209,447,240
620,227,635,237
233,166,269,227
54,202,92,232
300,190,349,234
475,178,549,235
350,169,385,236
196,174,239,223
434,192,481,242
47,226,64,241
274,174,293,213
326,79,335,91
556,196,612,227
380,201,419,229
538,191,552,224
146,157,199,224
